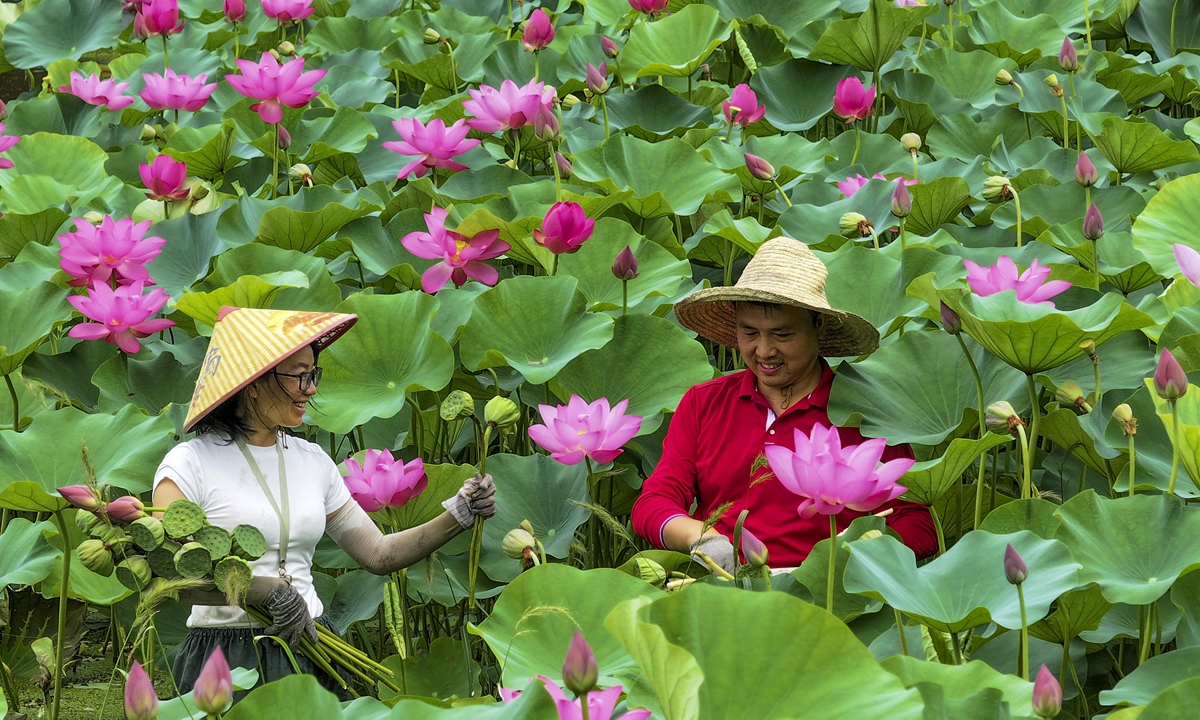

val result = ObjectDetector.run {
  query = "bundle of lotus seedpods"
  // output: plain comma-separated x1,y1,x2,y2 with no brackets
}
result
68,490,398,696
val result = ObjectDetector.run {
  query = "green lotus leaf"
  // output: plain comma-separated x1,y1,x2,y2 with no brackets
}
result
379,636,481,702
1126,0,1200,60
317,60,394,109
1130,677,1200,720
307,292,455,435
900,433,1013,506
0,262,72,377
710,0,840,36
811,0,938,72
200,244,342,312
480,453,590,583
928,108,1032,163
704,133,835,193
472,563,666,689
143,209,227,298
1029,583,1112,645
572,134,742,218
689,210,781,260
619,4,732,80
92,349,198,415
40,542,131,605
554,315,713,436
1144,376,1200,491
0,132,110,204
1100,647,1200,710
1104,385,1195,497
458,276,615,385
905,177,974,237
843,530,1082,633
290,107,378,165
386,678,559,719
604,84,713,141
1173,570,1200,648
914,49,1017,109
828,329,1027,446
0,518,60,590
23,340,118,411
1053,491,1200,605
820,246,962,335
163,119,241,183
386,463,476,540
1091,115,1200,175
215,186,383,252
790,515,887,622
1097,58,1176,106
607,584,926,720
557,218,694,314
0,208,69,262
880,656,1035,718
326,569,388,635
306,15,398,54
2,0,123,69
979,498,1063,538
1038,408,1127,478
751,59,854,132
1081,597,1181,644
175,272,309,328
910,277,1155,374
0,404,174,511
1132,173,1200,276
222,675,343,720
406,548,505,607
990,183,1146,241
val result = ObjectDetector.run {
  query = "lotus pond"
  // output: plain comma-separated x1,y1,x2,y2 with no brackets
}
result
5,0,1200,717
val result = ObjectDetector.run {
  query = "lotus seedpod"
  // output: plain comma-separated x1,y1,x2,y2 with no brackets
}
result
194,525,232,560
484,396,521,428
231,524,267,560
175,542,213,579
75,510,103,536
633,557,668,585
995,69,1014,86
986,401,1025,437
423,28,441,44
162,499,207,539
1054,380,1092,414
502,528,537,560
128,516,165,551
78,538,115,577
214,556,254,601
900,133,922,153
116,556,152,592
1113,404,1137,436
982,176,1015,203
97,525,130,546
439,390,475,421
140,124,158,142
278,40,295,56
147,540,183,578
839,212,872,239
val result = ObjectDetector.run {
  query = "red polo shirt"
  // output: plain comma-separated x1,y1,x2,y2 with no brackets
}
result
631,364,938,567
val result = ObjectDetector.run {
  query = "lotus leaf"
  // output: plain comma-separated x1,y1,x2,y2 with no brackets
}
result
1091,115,1200,175
880,656,1035,717
1028,583,1112,644
790,515,887,622
379,637,480,702
619,4,732,80
900,433,1013,506
557,218,694,314
222,675,344,720
1173,570,1200,648
326,569,388,635
0,518,60,590
3,0,123,70
811,0,938,73
751,59,854,132
1132,173,1200,276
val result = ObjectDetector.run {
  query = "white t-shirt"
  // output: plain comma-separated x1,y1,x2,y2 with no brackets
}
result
153,433,352,628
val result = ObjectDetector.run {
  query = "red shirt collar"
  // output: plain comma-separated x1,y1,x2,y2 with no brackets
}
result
736,360,833,414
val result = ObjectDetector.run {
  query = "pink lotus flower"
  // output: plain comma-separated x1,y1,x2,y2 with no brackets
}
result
764,424,912,519
523,8,555,52
585,62,609,95
105,496,147,524
401,206,510,293
601,36,619,58
741,527,769,567
58,485,104,512
833,77,875,123
1155,348,1187,401
140,0,183,36
534,202,594,255
194,647,234,715
528,395,642,465
562,632,599,696
612,245,638,280
962,256,1071,307
463,78,556,134
500,677,651,720
261,0,314,23
556,151,572,178
59,72,133,111
1003,543,1027,584
125,662,158,720
628,0,668,14
1082,203,1103,241
0,124,19,170
1032,665,1063,719
342,449,428,512
895,0,924,6
139,155,189,202
140,69,217,112
224,0,246,22
837,173,917,198
226,53,326,125
1174,244,1200,286
68,281,175,354
57,216,166,288
1075,153,1098,187
722,84,765,127
382,117,479,180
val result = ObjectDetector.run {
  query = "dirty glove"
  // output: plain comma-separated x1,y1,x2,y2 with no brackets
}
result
442,473,497,529
247,577,317,649
690,534,736,577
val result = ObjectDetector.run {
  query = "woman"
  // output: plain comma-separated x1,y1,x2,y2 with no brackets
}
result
154,306,495,698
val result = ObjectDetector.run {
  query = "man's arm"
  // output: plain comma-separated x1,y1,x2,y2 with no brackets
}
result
631,390,704,550
877,442,938,559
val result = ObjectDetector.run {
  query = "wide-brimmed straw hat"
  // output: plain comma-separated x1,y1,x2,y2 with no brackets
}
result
183,306,358,433
674,237,879,357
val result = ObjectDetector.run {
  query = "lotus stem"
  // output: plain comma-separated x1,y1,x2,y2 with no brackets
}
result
601,95,610,139
551,145,562,202
945,3,954,51
5,374,18,432
162,35,169,70
1017,582,1029,680
1060,95,1070,150
621,279,628,316
760,565,772,590
695,551,734,580
533,51,540,82
868,227,880,251
511,130,522,171
954,335,987,528
1139,603,1154,664
1170,0,1178,56
916,22,928,60
898,217,907,251
1084,0,1093,50
394,69,401,109
1017,423,1032,500
950,630,963,665
581,690,590,720
1013,191,1023,246
1128,434,1136,497
851,123,861,166
467,425,493,610
827,515,837,614
1168,402,1181,495
50,511,73,720
550,253,558,277
929,505,947,555
272,123,280,199
1025,373,1040,475
233,23,240,61
895,610,909,656
912,152,919,182
771,178,792,208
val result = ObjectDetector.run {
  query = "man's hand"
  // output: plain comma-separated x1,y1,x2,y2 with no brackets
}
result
689,534,736,577
442,473,497,529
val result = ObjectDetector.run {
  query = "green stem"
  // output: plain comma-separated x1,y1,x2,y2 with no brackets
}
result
5,373,19,432
233,23,240,61
1026,373,1040,474
827,514,837,614
601,95,610,139
1128,434,1136,497
1140,603,1154,664
929,505,947,555
1084,0,1093,50
1170,0,1179,56
551,144,562,202
1017,424,1032,500
50,511,73,720
868,227,880,251
621,279,628,317
912,152,919,182
851,123,861,166
1060,95,1070,149
272,123,280,199
394,68,401,109
899,217,907,250
950,631,963,665
581,690,590,720
1017,582,1029,681
1169,402,1181,495
533,51,540,82
916,21,928,60
512,130,522,168
1013,192,1023,246
162,35,169,70
955,335,987,528
550,253,558,277
760,565,772,590
945,3,955,51
895,610,909,657
771,178,792,208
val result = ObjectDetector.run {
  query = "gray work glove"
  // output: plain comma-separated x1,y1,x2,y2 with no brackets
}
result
442,473,497,529
247,577,317,649
690,534,736,577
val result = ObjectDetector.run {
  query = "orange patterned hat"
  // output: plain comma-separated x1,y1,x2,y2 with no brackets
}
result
183,306,358,433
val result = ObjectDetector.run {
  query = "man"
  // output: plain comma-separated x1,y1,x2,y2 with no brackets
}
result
631,237,937,573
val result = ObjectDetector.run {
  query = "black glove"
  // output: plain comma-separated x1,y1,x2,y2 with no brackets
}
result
262,581,318,649
690,534,736,576
442,473,498,528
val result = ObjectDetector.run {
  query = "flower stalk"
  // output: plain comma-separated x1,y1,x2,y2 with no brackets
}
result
827,515,837,614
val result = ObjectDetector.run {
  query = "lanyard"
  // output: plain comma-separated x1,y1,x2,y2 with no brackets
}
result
236,435,290,579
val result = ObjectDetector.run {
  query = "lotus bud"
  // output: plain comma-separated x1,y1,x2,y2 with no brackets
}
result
194,646,234,715
613,245,638,281
534,106,560,143
986,400,1026,437
58,485,104,513
519,519,534,534
105,495,147,524
78,538,116,576
1003,543,1027,585
839,212,872,239
0,98,8,122
556,151,572,178
1154,349,1188,401
1113,403,1137,436
1082,203,1104,241
132,11,149,40
1032,665,1063,719
900,132,922,154
1075,153,1098,187
940,302,962,335
859,529,884,540
982,175,1015,203
601,36,619,58
76,509,103,535
742,153,775,182
562,631,599,696
224,0,246,23
700,63,711,81
891,180,912,218
484,395,520,428
941,0,954,6
140,124,158,142
1055,380,1092,414
124,662,158,720
585,62,609,95
1058,38,1078,72
740,528,769,568
289,163,314,188
995,69,1014,86
423,28,441,44
633,557,667,585
502,528,536,560
277,126,291,150
279,40,296,56
186,179,210,201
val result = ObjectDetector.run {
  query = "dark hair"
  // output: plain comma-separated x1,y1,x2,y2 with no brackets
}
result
734,301,823,327
192,344,321,443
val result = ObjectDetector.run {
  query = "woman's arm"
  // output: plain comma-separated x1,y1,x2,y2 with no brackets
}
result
324,499,465,575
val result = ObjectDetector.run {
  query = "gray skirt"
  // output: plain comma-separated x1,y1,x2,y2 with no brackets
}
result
172,615,354,703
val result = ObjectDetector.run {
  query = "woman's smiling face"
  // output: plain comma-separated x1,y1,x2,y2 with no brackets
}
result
245,345,319,431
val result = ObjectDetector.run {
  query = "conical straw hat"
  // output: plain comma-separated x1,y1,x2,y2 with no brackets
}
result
183,307,358,433
674,237,879,357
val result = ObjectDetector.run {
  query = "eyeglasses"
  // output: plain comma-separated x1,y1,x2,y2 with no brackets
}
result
271,367,323,391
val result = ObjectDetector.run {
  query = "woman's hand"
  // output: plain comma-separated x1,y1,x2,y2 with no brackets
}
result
246,577,317,649
441,473,497,529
